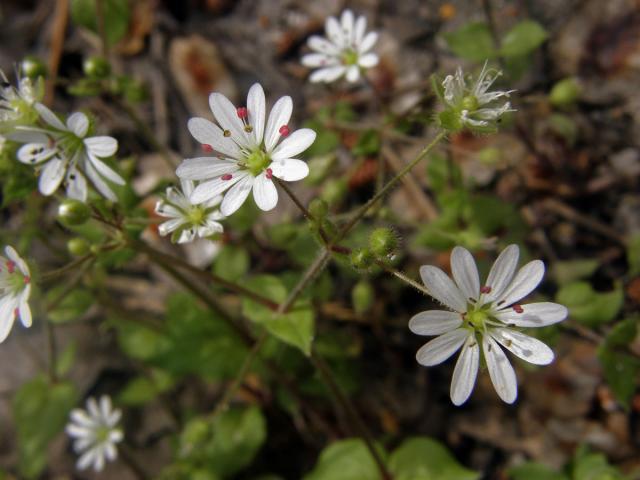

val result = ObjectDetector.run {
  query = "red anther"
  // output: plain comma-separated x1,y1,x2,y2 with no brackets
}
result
512,304,524,314
24,276,30,284
265,168,273,179
237,107,248,119
201,144,214,153
221,174,233,181
279,125,290,136
6,261,15,274
13,308,19,319
48,137,55,148
480,285,492,294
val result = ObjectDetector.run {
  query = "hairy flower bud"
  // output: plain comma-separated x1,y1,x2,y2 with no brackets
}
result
369,227,398,258
350,248,373,270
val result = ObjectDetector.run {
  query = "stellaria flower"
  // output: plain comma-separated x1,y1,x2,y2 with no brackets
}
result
155,179,224,243
0,246,32,343
409,245,567,405
14,103,124,201
301,9,379,83
66,396,123,472
0,69,43,130
437,62,515,133
176,83,316,216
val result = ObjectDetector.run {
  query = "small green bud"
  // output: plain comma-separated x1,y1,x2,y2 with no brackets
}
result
319,218,338,241
21,56,47,79
308,198,329,220
350,248,373,270
67,238,90,257
369,227,398,258
320,178,347,206
352,280,374,314
57,199,91,225
83,56,111,79
549,77,581,108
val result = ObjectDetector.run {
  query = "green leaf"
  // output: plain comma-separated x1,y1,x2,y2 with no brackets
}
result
351,130,381,157
443,22,496,61
118,371,173,406
508,462,568,480
572,451,627,480
552,259,599,285
55,341,77,376
389,437,479,480
242,275,315,355
47,287,93,324
13,376,78,478
70,0,131,46
303,439,385,480
213,244,249,282
500,20,548,57
556,282,624,326
627,234,640,276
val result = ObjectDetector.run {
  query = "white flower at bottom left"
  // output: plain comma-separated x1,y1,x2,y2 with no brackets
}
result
66,396,123,472
0,246,32,343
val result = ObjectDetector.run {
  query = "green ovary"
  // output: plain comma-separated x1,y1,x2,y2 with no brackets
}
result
7,271,27,294
187,206,206,226
467,309,488,329
342,50,359,66
461,95,479,111
245,149,271,176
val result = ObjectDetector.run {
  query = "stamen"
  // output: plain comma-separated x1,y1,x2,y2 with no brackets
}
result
244,125,253,133
223,130,231,137
265,168,273,179
237,107,248,119
221,174,233,181
480,285,492,294
512,304,523,314
279,125,290,136
201,144,214,153
24,276,30,284
6,261,15,274
13,307,19,319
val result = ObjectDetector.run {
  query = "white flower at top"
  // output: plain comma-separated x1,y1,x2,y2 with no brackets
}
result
155,179,225,243
302,10,379,83
14,103,124,201
440,62,514,132
66,395,123,472
409,245,568,405
0,246,32,343
0,70,42,129
176,83,316,216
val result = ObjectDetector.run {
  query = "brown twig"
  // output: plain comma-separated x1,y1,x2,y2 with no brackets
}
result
44,0,69,105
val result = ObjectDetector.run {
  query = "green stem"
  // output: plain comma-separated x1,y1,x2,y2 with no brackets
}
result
278,249,331,314
374,260,430,297
39,253,93,283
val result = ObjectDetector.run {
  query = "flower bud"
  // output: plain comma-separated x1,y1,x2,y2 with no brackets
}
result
369,227,398,258
308,198,329,220
83,56,111,79
549,77,580,108
57,199,91,226
320,178,347,206
67,238,90,257
350,248,373,270
21,56,47,79
352,280,374,314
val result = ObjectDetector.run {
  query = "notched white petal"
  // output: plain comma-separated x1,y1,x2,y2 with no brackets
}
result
415,328,468,366
408,310,462,336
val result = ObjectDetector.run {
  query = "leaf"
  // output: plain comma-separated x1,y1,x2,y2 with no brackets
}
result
55,341,77,376
500,20,548,57
213,244,249,281
351,130,381,157
552,259,599,285
388,437,479,480
303,439,385,480
443,22,496,61
556,282,624,326
118,370,174,406
572,451,627,480
47,287,93,324
70,0,131,46
13,376,78,478
242,275,315,356
627,234,640,276
508,462,568,480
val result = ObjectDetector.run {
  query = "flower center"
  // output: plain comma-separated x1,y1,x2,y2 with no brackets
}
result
5,266,28,294
187,206,207,226
467,310,488,329
95,425,112,444
244,149,270,177
461,95,479,111
342,49,359,66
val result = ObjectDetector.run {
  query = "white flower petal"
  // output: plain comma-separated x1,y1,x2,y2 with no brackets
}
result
252,173,278,211
88,155,125,185
268,159,309,182
358,53,379,68
495,260,545,307
85,161,117,201
17,143,57,165
310,66,346,83
301,53,337,68
70,409,97,429
450,333,480,406
190,172,246,204
84,136,118,158
415,328,468,366
494,302,568,328
483,244,519,302
209,92,250,149
346,65,360,82
484,335,517,403
270,128,316,160
341,9,354,41
10,129,49,144
451,246,480,301
308,35,340,55
77,448,97,471
419,265,467,312
354,15,367,45
220,174,254,216
0,297,17,343
18,301,31,328
490,328,554,365
326,16,344,46
247,83,266,146
176,157,239,181
66,112,89,138
35,103,66,130
66,166,88,202
158,218,184,236
187,117,240,158
409,310,463,336
358,31,378,53
264,96,293,152
39,156,66,195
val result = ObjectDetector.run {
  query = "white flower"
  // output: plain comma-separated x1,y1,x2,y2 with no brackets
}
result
155,179,225,243
0,70,42,128
301,9,379,83
0,246,32,343
66,396,123,472
409,245,568,405
14,103,124,201
441,62,515,130
176,83,316,216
